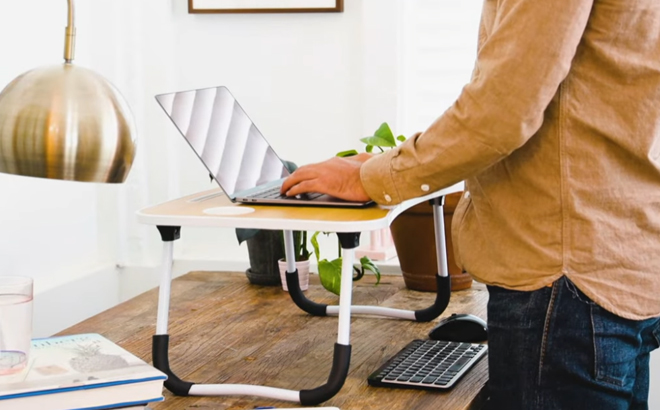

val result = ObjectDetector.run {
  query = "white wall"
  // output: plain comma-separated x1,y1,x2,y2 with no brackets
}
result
400,0,481,135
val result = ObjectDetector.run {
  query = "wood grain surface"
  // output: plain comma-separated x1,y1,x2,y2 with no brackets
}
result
59,272,489,410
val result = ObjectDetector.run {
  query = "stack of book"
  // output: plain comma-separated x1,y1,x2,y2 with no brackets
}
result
0,333,167,410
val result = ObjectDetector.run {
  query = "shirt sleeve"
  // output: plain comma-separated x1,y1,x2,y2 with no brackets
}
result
360,0,595,205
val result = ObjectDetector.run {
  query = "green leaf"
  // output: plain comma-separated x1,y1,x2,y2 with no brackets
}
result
336,149,359,158
365,145,374,153
360,136,396,148
318,258,343,295
373,122,396,146
311,232,321,263
360,256,381,285
397,135,406,142
352,265,364,281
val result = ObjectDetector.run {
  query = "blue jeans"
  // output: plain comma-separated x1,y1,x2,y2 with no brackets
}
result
485,277,660,410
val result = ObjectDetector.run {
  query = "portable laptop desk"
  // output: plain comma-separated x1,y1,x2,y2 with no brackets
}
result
136,183,463,405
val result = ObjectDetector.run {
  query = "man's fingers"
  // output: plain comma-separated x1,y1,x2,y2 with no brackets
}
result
285,179,318,197
280,175,297,194
279,156,370,202
281,167,312,193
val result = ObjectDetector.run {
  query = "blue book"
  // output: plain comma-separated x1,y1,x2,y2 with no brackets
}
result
0,333,167,410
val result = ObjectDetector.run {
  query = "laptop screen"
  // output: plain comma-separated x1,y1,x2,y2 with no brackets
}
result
155,86,290,198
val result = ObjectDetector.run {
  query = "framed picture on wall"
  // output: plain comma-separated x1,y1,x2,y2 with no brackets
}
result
188,0,343,13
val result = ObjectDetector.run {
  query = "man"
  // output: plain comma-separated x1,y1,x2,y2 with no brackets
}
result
281,0,660,408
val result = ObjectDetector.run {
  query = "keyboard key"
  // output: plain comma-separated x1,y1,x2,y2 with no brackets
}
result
447,356,472,374
247,186,325,201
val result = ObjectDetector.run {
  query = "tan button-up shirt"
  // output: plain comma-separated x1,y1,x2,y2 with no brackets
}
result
361,0,660,320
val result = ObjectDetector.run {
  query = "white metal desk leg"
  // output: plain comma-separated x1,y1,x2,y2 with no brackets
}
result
408,196,453,322
151,227,351,404
152,226,196,396
151,227,304,402
284,230,297,275
154,226,180,335
283,231,355,404
433,196,449,279
175,231,353,405
337,247,355,345
290,207,451,323
285,232,359,340
156,240,174,335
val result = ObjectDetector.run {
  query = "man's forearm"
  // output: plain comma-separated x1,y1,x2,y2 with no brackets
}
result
361,0,595,205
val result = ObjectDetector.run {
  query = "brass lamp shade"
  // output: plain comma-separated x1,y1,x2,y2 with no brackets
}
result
0,64,137,183
0,0,136,183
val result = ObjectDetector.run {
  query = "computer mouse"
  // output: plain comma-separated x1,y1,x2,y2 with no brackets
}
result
428,313,488,343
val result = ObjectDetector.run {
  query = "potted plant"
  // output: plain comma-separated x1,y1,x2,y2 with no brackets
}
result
237,228,285,287
311,232,382,295
278,231,312,292
341,123,471,292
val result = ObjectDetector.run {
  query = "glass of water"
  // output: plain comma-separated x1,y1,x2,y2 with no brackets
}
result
0,276,33,376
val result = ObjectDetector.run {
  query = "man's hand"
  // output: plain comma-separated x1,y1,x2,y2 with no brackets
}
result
281,153,374,202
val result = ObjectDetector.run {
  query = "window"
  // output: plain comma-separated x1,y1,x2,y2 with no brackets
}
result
400,0,483,135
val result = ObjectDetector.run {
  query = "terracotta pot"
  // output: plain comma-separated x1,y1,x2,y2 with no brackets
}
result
278,259,310,292
390,192,472,292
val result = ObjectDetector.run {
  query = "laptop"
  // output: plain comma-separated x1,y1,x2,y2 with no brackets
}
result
155,86,372,207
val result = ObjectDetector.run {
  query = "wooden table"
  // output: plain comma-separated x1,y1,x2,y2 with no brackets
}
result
59,271,488,410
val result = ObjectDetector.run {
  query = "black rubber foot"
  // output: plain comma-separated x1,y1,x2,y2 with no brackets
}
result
414,274,451,322
153,335,194,396
286,270,328,316
300,343,352,405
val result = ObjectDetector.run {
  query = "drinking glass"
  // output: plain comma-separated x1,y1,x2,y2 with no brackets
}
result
0,276,33,376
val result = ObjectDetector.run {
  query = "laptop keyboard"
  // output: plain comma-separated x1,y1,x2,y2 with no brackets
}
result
246,186,323,201
367,340,487,390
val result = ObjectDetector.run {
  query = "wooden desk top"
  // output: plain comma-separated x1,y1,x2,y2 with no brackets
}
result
136,183,463,232
59,272,488,410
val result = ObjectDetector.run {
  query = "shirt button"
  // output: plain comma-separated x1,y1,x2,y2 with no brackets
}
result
421,184,430,192
465,191,471,199
384,194,392,202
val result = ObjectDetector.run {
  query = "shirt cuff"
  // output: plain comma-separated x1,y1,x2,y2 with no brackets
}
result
360,150,402,206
